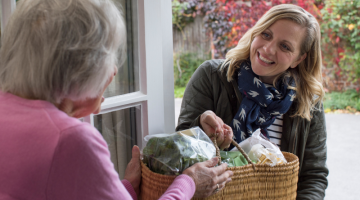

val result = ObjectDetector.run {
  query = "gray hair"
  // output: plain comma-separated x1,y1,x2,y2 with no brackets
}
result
0,0,126,103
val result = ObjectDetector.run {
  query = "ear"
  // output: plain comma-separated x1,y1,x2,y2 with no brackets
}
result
290,53,307,69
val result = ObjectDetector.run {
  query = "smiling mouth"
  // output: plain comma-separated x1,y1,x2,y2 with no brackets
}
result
258,52,275,64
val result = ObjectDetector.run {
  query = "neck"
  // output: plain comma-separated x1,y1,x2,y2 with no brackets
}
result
55,98,76,117
259,76,274,85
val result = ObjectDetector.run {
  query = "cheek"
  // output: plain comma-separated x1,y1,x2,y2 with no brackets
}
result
250,39,257,52
278,54,294,67
91,99,102,115
250,42,256,60
89,95,104,113
250,37,261,57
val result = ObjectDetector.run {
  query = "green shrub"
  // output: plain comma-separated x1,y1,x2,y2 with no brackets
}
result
174,87,186,98
323,89,360,111
173,52,210,88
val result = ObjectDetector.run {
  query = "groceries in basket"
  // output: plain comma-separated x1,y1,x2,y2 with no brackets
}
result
231,129,287,166
141,127,299,200
142,127,216,175
220,150,248,167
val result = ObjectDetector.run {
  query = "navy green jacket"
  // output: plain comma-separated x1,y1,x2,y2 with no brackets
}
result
176,59,328,200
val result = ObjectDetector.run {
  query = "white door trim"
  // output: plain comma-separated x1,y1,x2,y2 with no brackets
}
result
143,0,175,135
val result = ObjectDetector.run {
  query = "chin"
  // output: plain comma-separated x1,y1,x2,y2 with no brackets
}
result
251,64,264,77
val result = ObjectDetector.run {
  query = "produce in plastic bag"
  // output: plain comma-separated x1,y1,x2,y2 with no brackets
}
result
231,129,287,166
142,127,216,175
220,151,249,167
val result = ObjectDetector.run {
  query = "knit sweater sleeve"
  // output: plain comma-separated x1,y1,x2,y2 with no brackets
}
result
121,179,137,200
159,175,196,200
46,123,134,200
46,122,196,200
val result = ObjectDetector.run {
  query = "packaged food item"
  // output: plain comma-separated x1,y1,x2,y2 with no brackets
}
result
231,129,287,166
220,151,249,167
142,127,216,175
248,144,286,165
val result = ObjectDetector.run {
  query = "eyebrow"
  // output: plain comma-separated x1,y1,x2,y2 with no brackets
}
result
265,28,295,51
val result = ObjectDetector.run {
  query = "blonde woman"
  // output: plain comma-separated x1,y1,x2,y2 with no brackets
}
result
0,0,233,199
177,4,328,199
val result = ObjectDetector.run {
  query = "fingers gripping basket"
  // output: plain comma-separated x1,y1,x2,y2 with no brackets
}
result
141,139,299,200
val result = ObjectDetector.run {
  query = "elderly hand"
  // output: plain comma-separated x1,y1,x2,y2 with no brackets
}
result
183,157,233,198
124,145,141,196
200,110,233,149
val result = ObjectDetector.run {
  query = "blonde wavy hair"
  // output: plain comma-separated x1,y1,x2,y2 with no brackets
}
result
221,4,324,121
0,0,125,104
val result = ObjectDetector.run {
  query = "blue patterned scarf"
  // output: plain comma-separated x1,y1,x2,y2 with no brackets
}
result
230,60,296,147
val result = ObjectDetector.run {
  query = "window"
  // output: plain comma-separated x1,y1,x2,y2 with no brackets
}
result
94,107,140,179
104,0,139,98
1,0,16,38
1,0,175,178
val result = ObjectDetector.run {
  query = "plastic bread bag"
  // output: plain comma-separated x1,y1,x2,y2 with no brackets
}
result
142,127,216,175
230,129,287,166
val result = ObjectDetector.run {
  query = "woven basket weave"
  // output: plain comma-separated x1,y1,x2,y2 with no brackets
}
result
141,142,299,200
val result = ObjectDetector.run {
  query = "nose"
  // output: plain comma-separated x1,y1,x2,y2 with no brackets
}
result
263,41,276,55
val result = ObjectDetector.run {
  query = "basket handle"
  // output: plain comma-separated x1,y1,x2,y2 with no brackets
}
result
212,136,256,171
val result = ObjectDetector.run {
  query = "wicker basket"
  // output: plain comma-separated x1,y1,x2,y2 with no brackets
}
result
141,140,299,200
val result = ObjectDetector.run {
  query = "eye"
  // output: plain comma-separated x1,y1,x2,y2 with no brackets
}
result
280,43,291,51
261,32,271,39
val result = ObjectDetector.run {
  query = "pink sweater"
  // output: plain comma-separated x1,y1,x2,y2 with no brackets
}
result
0,91,195,200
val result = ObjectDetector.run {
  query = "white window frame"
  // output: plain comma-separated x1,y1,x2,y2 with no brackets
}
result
1,0,176,149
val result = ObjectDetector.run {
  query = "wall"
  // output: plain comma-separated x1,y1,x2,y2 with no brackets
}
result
172,16,211,60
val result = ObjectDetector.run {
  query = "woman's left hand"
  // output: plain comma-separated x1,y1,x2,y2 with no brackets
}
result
124,145,141,196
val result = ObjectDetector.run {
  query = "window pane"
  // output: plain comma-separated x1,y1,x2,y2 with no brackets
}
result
93,106,140,179
104,0,139,98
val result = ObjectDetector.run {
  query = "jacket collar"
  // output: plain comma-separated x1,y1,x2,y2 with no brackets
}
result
217,62,243,110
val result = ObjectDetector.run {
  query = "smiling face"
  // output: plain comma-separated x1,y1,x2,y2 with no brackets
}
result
250,19,307,84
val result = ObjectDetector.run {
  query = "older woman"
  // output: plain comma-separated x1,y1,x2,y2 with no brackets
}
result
0,0,233,199
177,4,328,200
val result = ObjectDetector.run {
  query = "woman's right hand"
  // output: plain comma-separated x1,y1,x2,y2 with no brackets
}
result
183,157,233,198
200,110,233,149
